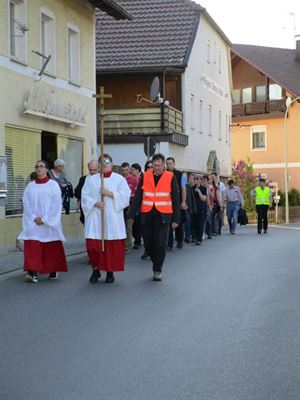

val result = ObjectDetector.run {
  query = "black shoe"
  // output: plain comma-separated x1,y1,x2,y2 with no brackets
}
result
89,269,101,283
133,244,139,249
195,241,201,245
141,252,149,260
176,242,183,249
167,246,172,252
258,230,261,234
49,272,58,280
184,238,191,243
105,272,115,284
207,235,212,239
264,230,267,234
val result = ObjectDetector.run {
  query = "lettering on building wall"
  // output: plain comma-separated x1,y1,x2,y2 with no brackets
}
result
201,73,228,100
24,85,88,127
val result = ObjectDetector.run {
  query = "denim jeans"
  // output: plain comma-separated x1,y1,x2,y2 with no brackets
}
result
226,202,240,233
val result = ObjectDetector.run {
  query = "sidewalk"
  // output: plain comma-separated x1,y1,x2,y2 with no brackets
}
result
0,235,86,276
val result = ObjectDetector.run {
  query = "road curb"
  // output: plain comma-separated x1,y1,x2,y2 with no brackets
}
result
0,250,86,277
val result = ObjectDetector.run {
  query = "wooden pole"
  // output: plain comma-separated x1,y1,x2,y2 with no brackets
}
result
93,87,112,252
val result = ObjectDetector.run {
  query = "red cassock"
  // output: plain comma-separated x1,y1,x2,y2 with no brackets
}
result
24,240,67,274
86,239,125,272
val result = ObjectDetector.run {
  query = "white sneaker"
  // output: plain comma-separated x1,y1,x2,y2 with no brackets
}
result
25,272,38,283
153,271,162,281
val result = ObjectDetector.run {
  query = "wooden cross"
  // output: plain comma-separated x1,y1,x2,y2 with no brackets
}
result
93,86,112,251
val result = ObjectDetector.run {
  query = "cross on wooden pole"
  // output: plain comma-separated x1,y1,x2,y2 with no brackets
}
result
93,86,112,252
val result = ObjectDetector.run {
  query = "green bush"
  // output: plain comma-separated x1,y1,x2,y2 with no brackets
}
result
278,188,300,206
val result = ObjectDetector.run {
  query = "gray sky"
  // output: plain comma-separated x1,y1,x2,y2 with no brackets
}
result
195,0,299,49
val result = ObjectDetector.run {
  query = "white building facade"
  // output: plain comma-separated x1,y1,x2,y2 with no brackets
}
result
103,11,232,176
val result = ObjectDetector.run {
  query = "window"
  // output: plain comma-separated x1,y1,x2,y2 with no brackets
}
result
269,84,282,100
207,40,210,63
232,89,241,105
214,41,217,64
9,0,26,62
5,126,41,215
41,10,56,75
256,85,266,102
251,126,266,150
218,111,222,140
208,105,212,136
68,25,80,84
218,51,221,73
225,115,228,143
242,87,252,103
199,99,203,134
190,94,195,130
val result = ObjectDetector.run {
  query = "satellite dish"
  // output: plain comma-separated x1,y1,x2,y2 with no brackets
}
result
150,77,160,102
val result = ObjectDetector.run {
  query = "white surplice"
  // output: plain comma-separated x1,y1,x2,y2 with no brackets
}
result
18,180,65,242
81,172,130,240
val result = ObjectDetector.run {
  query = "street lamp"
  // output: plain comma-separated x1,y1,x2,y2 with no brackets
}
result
284,95,300,224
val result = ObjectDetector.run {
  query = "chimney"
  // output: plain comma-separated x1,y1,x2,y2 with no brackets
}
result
296,35,300,61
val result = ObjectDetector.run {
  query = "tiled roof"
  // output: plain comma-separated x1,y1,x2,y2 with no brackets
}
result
96,0,204,72
232,44,300,97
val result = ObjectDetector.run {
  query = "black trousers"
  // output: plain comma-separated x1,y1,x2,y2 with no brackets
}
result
256,204,269,232
167,223,184,248
142,215,170,272
132,213,142,246
191,212,206,242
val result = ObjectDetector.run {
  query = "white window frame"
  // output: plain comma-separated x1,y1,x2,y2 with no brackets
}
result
218,110,222,141
40,7,56,77
207,40,210,63
190,93,195,130
67,23,80,85
251,125,267,151
225,115,228,143
213,41,217,64
199,99,203,134
8,0,27,64
208,104,212,136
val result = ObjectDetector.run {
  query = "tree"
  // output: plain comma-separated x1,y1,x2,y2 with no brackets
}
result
232,160,257,212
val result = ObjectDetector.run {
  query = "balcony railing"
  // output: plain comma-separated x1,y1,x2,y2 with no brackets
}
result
103,105,184,136
232,99,286,117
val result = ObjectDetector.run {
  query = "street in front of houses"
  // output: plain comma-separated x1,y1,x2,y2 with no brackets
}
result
0,225,299,400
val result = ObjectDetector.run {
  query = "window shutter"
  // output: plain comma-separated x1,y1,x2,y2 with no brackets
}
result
5,127,41,215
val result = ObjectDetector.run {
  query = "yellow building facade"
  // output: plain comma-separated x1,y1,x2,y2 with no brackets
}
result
0,0,130,246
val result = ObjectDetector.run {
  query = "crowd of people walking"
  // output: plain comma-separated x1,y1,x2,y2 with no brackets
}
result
18,153,273,284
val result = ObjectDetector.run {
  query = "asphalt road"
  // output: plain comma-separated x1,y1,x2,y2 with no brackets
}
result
0,225,299,400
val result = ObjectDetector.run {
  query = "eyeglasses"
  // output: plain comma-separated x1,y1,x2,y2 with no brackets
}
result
102,159,111,164
35,165,46,168
146,165,153,169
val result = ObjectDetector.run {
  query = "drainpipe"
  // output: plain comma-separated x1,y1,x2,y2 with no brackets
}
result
160,70,166,132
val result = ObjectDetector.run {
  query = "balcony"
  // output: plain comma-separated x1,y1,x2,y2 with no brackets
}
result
101,105,188,146
232,99,286,117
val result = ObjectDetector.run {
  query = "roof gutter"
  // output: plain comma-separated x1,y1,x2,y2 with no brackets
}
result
96,66,186,75
89,0,133,20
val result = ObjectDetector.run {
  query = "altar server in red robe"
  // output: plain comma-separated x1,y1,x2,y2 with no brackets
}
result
81,154,130,284
18,160,67,283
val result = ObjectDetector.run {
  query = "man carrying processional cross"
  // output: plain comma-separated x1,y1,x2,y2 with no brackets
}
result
81,87,130,284
81,153,130,284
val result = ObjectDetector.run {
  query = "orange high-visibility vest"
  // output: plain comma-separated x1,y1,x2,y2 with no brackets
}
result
141,170,173,213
